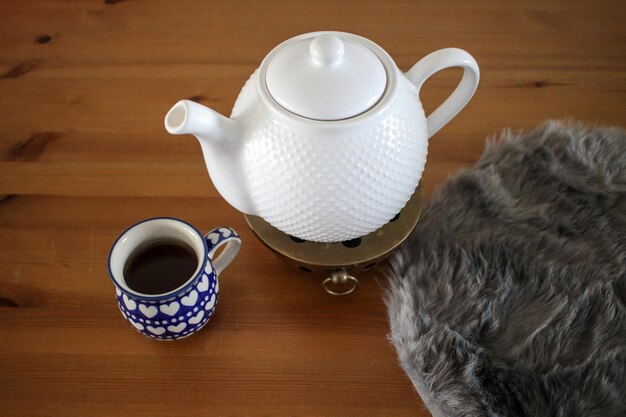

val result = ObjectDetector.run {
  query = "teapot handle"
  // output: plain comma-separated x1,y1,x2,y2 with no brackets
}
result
405,48,479,138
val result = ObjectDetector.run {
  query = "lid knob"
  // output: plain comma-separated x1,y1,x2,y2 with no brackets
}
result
310,35,344,66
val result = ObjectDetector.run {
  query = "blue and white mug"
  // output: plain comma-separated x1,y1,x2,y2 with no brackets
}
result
108,217,240,340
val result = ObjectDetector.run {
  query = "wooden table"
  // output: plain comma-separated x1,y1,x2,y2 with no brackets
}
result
1,1,624,415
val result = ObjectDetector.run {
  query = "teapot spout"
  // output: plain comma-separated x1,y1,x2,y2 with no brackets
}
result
164,100,256,215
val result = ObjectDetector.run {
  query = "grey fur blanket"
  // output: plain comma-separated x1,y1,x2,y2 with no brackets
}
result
385,121,626,417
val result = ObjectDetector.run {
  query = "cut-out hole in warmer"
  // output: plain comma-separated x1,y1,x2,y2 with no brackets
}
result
289,235,306,243
341,238,362,248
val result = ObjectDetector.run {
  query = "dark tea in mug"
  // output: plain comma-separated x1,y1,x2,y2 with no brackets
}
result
123,239,198,295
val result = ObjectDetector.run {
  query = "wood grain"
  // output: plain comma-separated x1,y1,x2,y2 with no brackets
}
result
0,1,624,416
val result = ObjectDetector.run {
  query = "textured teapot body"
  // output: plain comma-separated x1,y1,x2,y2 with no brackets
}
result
165,31,479,242
230,69,428,242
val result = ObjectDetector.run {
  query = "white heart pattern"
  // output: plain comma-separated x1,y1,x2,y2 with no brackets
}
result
198,275,209,292
159,301,180,316
207,232,219,245
123,294,137,311
129,319,144,330
147,326,165,335
204,262,213,275
139,304,158,318
205,294,216,311
167,322,186,333
181,290,198,306
219,227,232,237
188,310,205,325
115,287,122,296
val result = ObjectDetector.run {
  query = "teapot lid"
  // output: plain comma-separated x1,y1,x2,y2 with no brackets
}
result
265,33,386,121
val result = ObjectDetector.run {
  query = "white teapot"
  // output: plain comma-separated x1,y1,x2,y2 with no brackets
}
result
165,31,479,242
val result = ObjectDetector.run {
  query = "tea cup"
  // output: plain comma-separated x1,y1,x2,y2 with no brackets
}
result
108,217,240,340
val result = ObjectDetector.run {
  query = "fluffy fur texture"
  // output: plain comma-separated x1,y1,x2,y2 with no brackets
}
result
385,121,626,417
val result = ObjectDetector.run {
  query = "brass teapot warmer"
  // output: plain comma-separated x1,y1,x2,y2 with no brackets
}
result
245,186,423,296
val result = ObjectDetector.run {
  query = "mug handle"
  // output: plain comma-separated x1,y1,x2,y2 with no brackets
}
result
204,227,241,275
405,48,479,138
